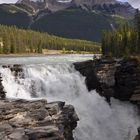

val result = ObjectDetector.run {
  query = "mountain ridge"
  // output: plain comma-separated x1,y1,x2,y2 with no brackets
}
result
16,0,135,19
0,0,136,42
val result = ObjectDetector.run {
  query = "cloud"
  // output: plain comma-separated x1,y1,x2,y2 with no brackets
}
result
118,0,140,8
127,0,140,8
0,0,17,3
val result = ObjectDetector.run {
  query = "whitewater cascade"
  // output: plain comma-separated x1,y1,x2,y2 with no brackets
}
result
0,63,139,140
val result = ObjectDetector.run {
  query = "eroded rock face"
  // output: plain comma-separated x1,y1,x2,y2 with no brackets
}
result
74,58,140,103
74,58,140,140
0,99,79,140
74,58,117,102
114,59,140,101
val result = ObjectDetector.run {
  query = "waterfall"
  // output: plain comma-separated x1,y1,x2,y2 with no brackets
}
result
0,63,139,140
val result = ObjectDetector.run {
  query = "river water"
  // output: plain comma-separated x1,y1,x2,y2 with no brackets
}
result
0,54,139,140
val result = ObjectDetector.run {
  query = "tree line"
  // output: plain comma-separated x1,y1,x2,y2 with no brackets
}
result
0,25,100,54
102,9,140,57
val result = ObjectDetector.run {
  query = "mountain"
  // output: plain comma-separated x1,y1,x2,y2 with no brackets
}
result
17,0,135,18
17,0,73,13
0,0,136,42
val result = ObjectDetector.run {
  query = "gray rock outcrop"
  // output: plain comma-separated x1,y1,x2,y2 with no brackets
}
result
74,57,140,140
0,99,79,140
74,58,140,103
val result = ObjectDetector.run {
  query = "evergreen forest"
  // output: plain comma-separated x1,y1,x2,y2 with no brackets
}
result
0,25,100,54
102,9,140,57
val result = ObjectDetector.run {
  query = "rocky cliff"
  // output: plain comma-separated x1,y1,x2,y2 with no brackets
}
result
74,58,140,140
74,58,140,103
74,57,140,139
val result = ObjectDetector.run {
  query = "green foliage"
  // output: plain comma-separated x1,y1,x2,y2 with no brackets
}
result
102,9,140,57
0,24,100,54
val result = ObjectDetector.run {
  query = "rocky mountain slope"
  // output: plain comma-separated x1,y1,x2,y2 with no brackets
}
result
17,0,135,18
0,0,135,42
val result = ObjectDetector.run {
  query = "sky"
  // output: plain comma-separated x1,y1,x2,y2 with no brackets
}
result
119,0,140,8
0,0,139,8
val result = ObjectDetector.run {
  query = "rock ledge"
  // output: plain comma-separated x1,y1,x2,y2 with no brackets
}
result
0,99,79,140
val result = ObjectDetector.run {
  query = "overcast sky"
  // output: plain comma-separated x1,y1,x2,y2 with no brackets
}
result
127,0,140,8
0,0,140,8
118,0,140,8
0,0,17,3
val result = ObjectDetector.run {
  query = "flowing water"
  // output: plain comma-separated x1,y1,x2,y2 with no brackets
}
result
0,54,139,140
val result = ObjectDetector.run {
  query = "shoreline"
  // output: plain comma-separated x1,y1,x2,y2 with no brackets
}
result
0,50,100,58
0,53,100,58
0,53,93,58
